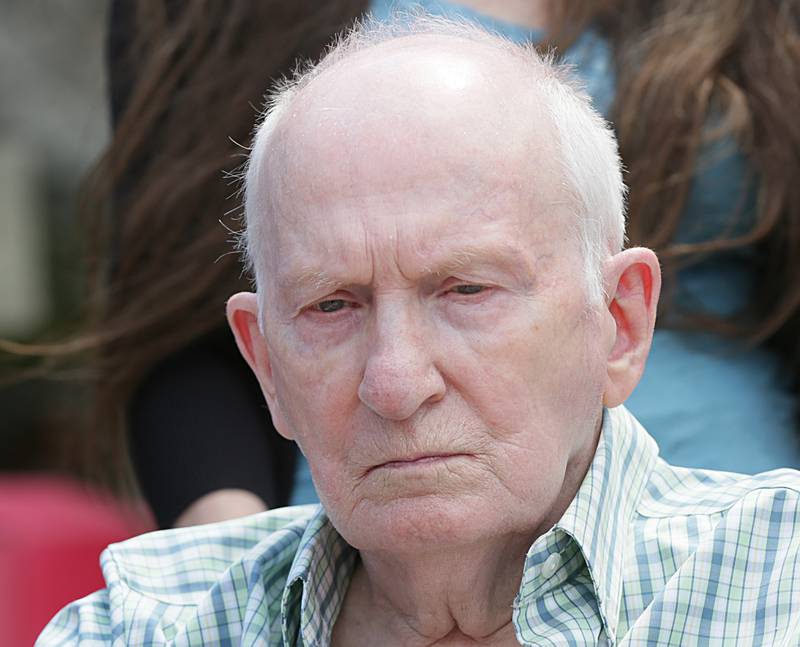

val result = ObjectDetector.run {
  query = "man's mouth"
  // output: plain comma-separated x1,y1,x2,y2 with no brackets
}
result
369,453,471,473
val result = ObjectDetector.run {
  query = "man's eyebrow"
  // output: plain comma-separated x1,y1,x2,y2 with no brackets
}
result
422,242,531,277
278,267,343,294
278,241,534,294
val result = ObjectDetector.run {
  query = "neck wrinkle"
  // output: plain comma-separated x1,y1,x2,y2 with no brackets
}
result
347,531,533,644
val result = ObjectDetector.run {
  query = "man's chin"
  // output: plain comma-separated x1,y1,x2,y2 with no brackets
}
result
333,492,496,553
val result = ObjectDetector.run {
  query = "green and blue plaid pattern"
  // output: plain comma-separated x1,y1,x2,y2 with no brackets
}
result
38,406,800,646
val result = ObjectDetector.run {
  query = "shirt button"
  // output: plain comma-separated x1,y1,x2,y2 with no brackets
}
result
541,553,562,579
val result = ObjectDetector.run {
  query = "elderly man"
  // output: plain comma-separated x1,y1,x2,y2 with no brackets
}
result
40,17,800,647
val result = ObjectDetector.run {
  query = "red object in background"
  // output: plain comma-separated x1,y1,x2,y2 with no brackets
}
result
0,475,155,646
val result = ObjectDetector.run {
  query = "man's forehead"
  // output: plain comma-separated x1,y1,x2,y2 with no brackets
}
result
296,35,521,109
266,34,553,180
250,33,570,279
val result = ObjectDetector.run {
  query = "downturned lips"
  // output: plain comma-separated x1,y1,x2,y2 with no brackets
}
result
368,452,473,473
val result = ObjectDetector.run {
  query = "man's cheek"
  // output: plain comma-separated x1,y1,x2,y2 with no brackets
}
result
274,328,356,390
279,364,359,437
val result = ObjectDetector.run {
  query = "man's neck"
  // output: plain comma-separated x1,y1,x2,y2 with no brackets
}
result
332,534,533,646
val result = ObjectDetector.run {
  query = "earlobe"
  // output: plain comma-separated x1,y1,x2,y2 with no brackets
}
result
602,248,661,408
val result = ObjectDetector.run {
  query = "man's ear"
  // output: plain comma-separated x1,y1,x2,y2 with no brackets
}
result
226,291,294,440
601,248,661,408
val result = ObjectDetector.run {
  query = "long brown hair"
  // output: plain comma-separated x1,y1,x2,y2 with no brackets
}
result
62,1,367,490
555,0,800,331
5,0,799,491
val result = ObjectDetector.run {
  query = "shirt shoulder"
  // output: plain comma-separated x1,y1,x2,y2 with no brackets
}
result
103,505,316,604
639,459,800,518
36,505,319,646
622,467,800,644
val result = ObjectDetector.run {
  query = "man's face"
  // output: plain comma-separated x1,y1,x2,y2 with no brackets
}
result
250,44,612,551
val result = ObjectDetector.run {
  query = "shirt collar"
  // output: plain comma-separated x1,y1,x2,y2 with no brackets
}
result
281,508,357,647
548,405,658,643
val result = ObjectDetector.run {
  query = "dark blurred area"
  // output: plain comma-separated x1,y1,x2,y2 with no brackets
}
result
0,2,107,478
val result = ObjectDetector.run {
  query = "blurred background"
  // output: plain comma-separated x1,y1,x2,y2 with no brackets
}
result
2,1,799,643
1,1,108,475
0,4,149,644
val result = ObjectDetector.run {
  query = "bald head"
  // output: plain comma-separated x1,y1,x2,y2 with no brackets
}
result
277,35,550,195
242,16,625,304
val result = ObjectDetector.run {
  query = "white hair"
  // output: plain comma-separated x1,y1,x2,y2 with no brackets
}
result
241,13,626,304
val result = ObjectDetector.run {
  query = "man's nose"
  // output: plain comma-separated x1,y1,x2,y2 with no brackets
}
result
358,306,446,421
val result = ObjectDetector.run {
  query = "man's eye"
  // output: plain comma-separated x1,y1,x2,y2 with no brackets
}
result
451,284,486,295
315,299,347,313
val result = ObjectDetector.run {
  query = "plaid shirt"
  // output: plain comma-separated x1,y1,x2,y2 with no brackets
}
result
38,406,800,646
